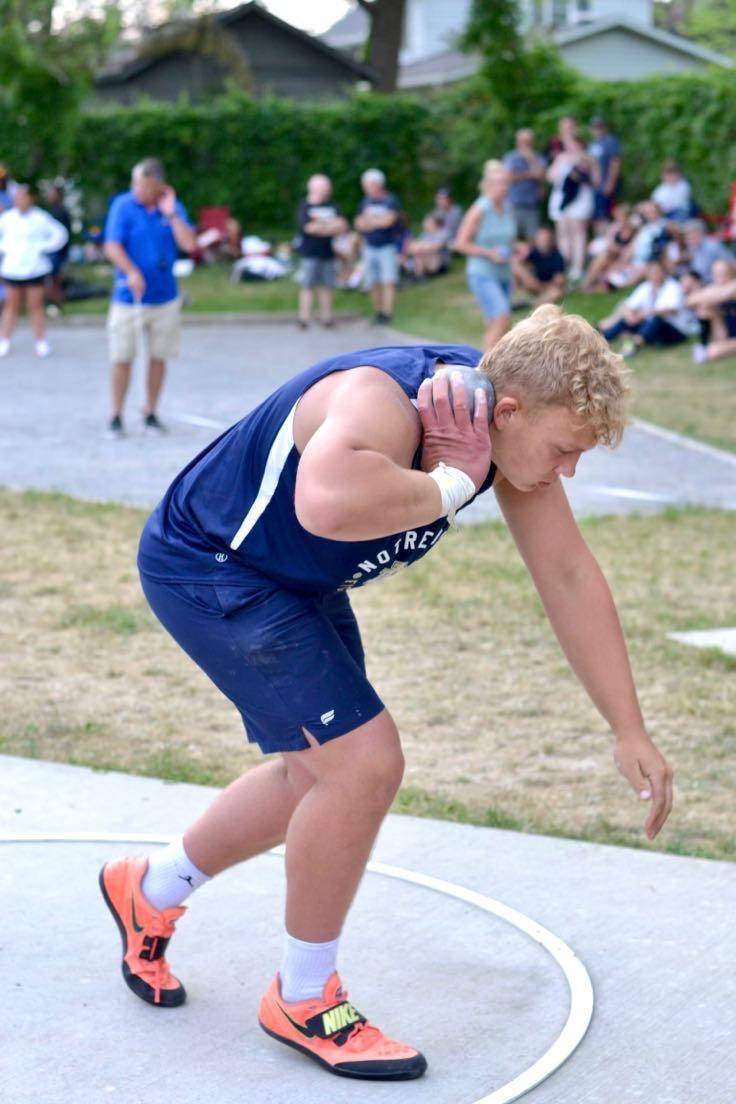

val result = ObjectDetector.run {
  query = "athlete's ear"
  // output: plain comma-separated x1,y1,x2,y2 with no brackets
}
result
492,396,519,430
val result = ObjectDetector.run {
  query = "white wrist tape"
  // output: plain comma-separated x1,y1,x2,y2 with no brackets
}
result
428,463,476,524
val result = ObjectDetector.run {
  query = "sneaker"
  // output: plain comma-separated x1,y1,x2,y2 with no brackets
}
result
691,343,709,365
620,338,638,360
99,856,186,1007
297,319,309,330
258,972,427,1081
143,411,167,434
107,414,124,438
34,339,51,358
0,338,10,357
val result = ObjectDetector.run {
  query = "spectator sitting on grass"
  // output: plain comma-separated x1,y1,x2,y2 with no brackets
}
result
686,257,736,364
403,188,461,280
651,161,693,222
605,201,667,289
512,226,566,304
404,187,463,279
599,259,690,358
295,173,348,330
683,218,734,284
354,168,401,325
582,204,638,292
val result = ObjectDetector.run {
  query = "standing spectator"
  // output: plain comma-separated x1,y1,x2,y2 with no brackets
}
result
547,135,596,283
295,174,347,330
599,259,690,356
0,163,16,214
354,168,401,325
547,115,580,161
503,128,547,241
103,158,196,437
683,219,733,284
44,182,72,309
0,183,68,358
454,163,516,349
512,226,566,304
588,116,621,221
651,161,693,222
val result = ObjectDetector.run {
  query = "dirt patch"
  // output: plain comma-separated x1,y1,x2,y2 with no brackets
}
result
2,489,734,859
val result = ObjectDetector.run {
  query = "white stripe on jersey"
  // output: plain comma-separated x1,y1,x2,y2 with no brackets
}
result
229,400,299,550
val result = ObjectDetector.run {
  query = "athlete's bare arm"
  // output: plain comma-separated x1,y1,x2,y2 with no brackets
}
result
495,475,674,839
294,367,490,542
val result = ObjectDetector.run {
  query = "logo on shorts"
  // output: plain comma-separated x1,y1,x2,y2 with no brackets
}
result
215,552,228,563
320,710,335,725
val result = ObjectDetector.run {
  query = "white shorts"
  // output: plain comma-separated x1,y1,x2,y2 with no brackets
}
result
107,298,182,363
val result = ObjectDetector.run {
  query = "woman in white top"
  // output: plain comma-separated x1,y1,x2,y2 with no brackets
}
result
0,183,69,357
547,135,596,283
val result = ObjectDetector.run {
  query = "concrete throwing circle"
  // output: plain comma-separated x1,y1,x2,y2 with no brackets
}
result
1,832,594,1103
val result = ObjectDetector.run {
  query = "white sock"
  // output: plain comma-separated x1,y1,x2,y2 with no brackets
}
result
280,932,340,1003
141,837,211,910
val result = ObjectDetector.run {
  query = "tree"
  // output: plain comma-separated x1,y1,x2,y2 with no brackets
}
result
0,1,121,176
355,0,406,93
683,0,736,57
459,0,579,124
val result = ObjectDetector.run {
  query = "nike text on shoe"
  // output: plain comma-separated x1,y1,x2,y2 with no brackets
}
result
99,856,186,1007
258,972,427,1081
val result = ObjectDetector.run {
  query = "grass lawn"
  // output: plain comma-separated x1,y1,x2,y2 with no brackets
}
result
2,488,734,862
64,262,369,317
64,262,736,453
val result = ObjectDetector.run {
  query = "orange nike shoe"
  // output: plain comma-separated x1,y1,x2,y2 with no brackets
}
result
258,972,427,1081
99,856,186,1007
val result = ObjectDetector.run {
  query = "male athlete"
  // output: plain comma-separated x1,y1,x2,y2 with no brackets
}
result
100,305,673,1082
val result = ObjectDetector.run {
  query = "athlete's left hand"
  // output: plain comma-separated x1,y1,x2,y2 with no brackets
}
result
613,732,674,840
158,186,177,218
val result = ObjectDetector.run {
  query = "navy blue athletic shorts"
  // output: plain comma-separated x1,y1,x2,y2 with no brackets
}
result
140,571,385,754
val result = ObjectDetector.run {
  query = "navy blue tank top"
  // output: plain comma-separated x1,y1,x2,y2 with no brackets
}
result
138,344,496,594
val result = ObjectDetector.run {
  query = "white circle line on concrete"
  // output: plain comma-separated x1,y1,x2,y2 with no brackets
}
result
1,832,594,1104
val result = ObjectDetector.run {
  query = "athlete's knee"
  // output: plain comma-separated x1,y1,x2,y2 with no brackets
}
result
282,754,316,800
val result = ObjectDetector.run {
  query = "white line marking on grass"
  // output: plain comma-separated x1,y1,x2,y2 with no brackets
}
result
169,413,230,430
668,628,736,657
1,832,594,1104
633,418,736,468
585,485,677,503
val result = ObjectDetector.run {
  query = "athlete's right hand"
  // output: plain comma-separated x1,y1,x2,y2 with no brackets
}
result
418,373,492,491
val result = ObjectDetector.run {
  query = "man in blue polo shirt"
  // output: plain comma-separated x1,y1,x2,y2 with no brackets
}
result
104,158,196,437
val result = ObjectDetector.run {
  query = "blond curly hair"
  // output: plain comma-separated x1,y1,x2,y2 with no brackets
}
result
478,304,630,447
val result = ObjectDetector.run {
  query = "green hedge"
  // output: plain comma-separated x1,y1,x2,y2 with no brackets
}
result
68,90,436,230
4,66,736,229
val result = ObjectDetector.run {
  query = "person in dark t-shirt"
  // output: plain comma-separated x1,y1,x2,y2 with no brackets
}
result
296,174,348,330
512,226,566,304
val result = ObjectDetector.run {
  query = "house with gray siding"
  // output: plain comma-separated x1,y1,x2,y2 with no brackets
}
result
94,2,371,106
322,0,733,88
